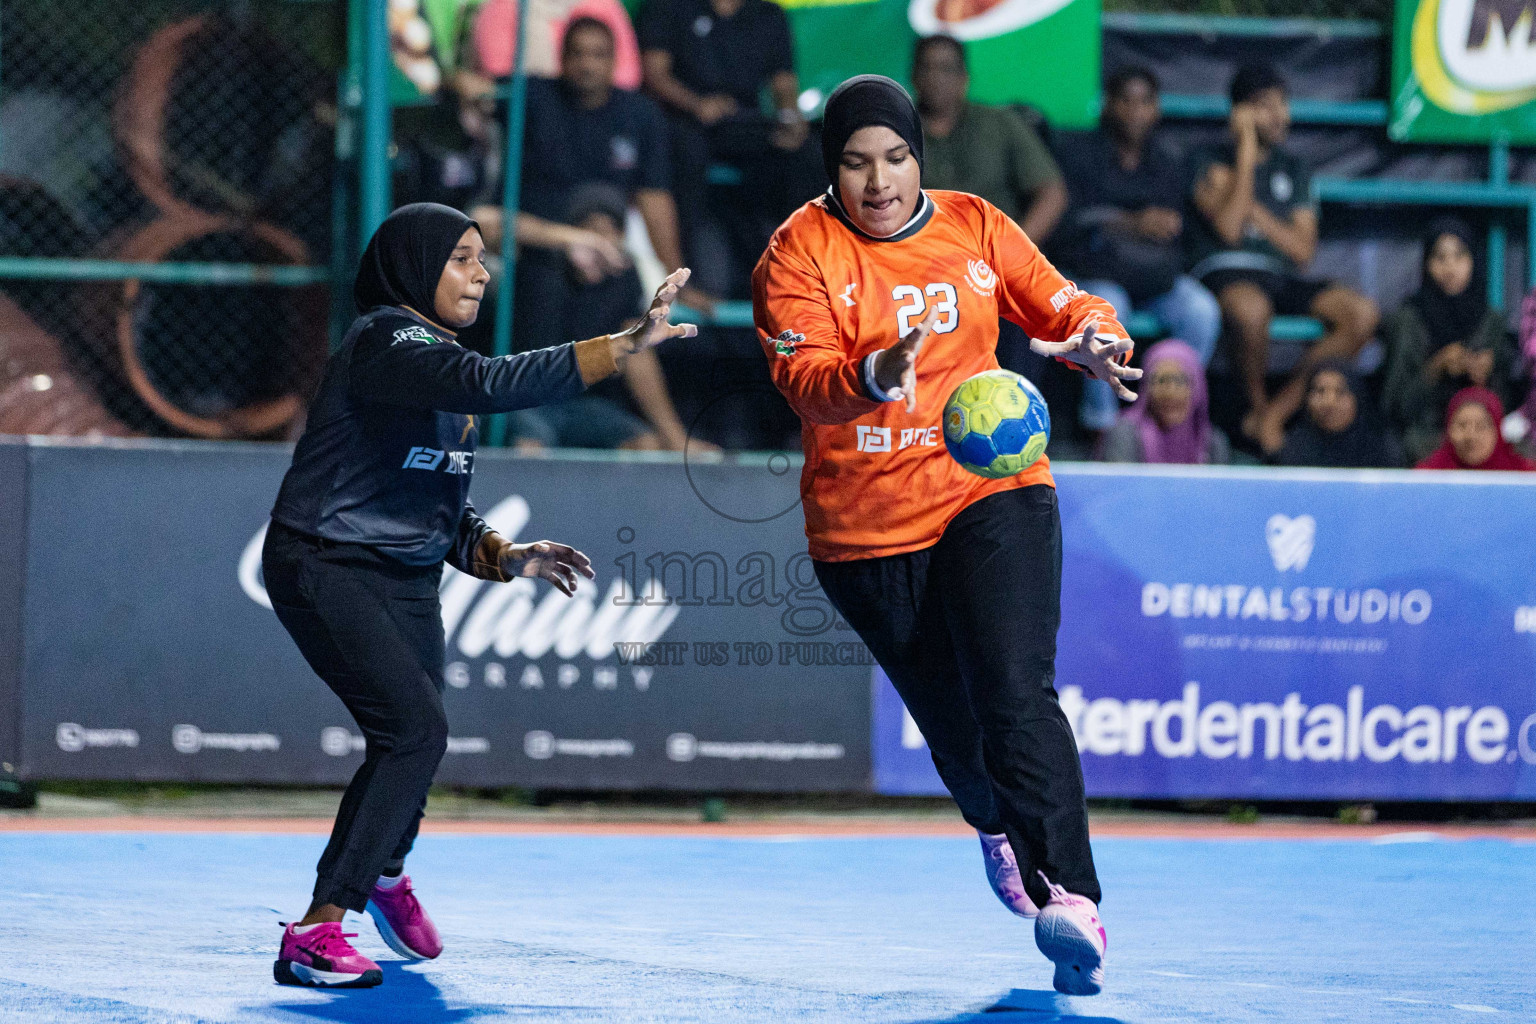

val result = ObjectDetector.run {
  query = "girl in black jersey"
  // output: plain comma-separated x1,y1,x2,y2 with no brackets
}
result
264,203,694,988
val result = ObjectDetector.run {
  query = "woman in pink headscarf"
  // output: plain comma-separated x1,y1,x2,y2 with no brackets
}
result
1098,339,1229,464
1416,387,1535,472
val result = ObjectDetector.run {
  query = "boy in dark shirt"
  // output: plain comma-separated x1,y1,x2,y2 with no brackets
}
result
639,0,822,283
1189,63,1378,455
1055,66,1220,430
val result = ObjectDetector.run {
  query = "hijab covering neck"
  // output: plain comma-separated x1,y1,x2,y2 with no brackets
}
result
1120,339,1211,464
1407,216,1487,352
1279,360,1396,468
354,203,479,325
821,75,924,188
1418,386,1535,471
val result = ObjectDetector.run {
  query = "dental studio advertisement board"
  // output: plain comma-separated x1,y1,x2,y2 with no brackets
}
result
876,465,1536,801
1390,0,1536,143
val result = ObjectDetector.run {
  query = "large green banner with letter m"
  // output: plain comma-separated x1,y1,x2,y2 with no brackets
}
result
1390,0,1536,143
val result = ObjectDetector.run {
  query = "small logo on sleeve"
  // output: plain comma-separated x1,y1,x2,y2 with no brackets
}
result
774,330,804,357
1049,283,1081,312
392,325,437,346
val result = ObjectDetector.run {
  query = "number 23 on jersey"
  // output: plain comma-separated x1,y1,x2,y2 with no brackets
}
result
892,283,959,335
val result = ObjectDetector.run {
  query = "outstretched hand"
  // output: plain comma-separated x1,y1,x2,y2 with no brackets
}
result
872,306,940,413
1030,323,1142,402
610,268,699,360
498,540,596,597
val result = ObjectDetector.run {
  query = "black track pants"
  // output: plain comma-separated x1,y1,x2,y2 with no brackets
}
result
262,521,449,913
814,485,1100,907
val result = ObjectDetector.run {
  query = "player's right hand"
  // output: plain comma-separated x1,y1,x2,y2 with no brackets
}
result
499,540,596,597
873,305,939,413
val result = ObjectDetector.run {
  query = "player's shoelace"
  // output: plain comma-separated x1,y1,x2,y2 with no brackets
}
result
1037,871,1103,936
302,928,363,959
989,841,1018,870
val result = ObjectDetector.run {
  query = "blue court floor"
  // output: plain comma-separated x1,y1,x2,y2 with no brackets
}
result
0,830,1531,1023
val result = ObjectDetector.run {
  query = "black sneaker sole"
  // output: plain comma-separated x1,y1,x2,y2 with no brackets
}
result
273,959,383,988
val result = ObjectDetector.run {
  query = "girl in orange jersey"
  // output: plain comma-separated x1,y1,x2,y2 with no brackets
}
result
752,76,1140,995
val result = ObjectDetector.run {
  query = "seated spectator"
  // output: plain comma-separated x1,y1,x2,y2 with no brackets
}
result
470,17,713,314
504,184,703,451
913,35,1065,243
1417,387,1535,471
1190,63,1378,456
638,0,822,287
1505,282,1536,442
474,0,643,89
1382,218,1515,463
1055,66,1220,431
1098,340,1229,464
1276,361,1402,468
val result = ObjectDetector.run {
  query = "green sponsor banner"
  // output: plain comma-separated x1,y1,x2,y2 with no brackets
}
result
1389,0,1536,143
784,0,1100,128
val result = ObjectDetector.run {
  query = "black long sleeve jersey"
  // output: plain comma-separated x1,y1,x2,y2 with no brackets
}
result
271,306,584,570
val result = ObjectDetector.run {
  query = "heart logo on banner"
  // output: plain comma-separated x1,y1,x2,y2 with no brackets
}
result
1266,514,1316,572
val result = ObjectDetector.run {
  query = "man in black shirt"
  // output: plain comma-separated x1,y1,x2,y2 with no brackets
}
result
638,0,822,285
1055,67,1220,430
469,17,706,450
1189,63,1378,455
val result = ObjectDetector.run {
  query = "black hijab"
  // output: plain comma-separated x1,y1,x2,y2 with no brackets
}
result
1276,360,1400,468
820,75,924,186
354,203,479,319
1406,216,1486,352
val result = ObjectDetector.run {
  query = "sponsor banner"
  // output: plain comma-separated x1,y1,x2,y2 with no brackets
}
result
780,0,1100,128
1390,0,1536,143
0,439,25,767
13,439,870,789
875,465,1536,800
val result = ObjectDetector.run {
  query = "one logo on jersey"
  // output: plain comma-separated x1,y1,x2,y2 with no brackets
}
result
840,283,858,307
856,425,891,452
1049,283,1081,312
773,330,803,357
403,447,474,474
392,325,437,346
965,259,997,296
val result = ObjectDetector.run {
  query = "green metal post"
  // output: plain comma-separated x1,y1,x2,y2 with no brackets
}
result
330,0,368,348
359,0,392,250
1488,137,1508,309
1528,201,1536,290
487,0,532,447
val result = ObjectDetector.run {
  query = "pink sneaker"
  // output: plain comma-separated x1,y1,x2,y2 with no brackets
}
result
977,831,1039,918
1033,872,1106,995
273,922,382,988
365,875,443,961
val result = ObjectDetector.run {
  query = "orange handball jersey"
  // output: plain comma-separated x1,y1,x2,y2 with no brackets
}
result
752,189,1126,562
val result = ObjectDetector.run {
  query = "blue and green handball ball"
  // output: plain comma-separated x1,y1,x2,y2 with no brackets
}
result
943,370,1051,478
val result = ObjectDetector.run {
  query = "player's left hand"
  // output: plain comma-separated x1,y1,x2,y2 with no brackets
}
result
610,268,700,359
1030,323,1142,402
499,541,596,597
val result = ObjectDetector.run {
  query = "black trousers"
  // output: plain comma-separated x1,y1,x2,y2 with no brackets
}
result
814,485,1100,907
262,521,450,913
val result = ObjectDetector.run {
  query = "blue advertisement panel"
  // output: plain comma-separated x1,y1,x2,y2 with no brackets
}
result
875,465,1536,801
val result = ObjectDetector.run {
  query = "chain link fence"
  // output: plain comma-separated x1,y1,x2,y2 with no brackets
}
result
0,0,340,439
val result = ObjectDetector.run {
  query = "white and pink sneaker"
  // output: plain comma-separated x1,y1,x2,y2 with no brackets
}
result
1033,871,1106,995
977,831,1039,919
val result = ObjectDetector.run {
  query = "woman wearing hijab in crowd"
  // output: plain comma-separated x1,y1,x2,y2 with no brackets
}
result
754,75,1138,996
1275,360,1403,468
1417,387,1535,471
263,203,696,989
1382,217,1515,462
1098,340,1228,464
